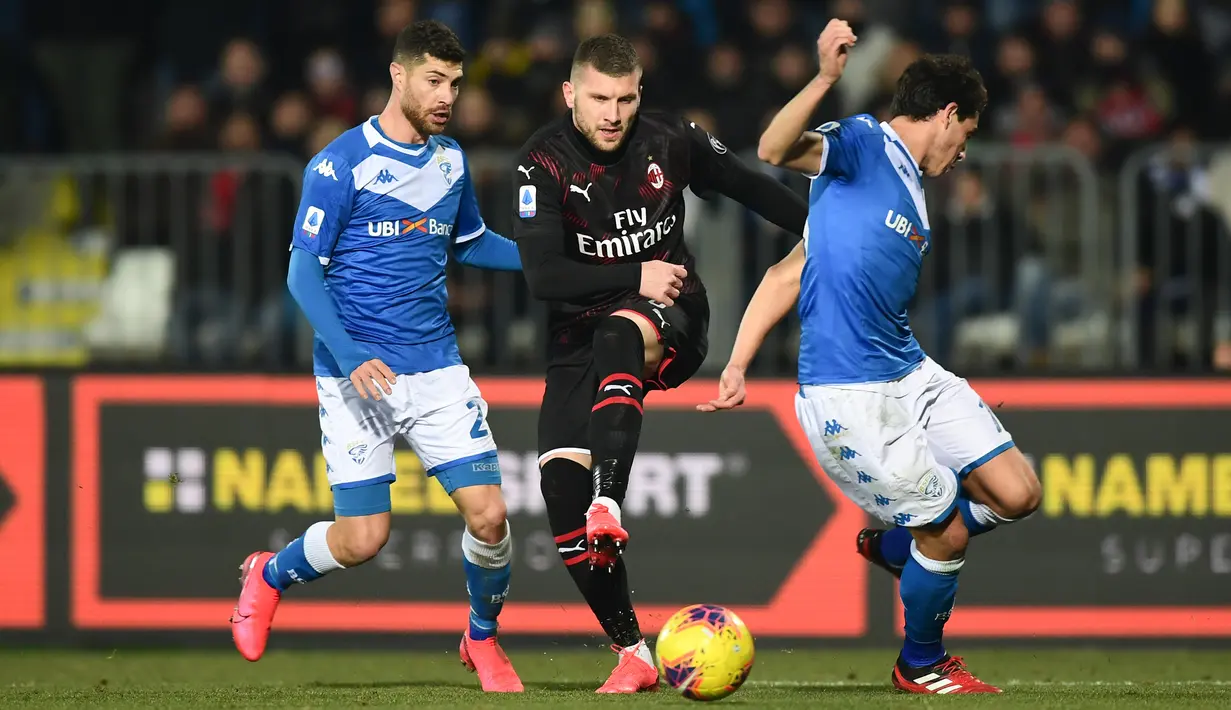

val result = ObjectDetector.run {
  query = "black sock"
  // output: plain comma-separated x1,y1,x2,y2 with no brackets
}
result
540,457,642,647
588,317,646,504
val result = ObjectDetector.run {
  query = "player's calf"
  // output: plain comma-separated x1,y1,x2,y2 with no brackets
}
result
451,484,514,642
587,316,650,568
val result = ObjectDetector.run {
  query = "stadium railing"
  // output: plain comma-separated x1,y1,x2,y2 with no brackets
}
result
6,144,1223,374
1117,142,1231,373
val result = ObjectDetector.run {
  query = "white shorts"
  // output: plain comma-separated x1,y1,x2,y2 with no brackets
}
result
794,357,1014,528
317,364,499,501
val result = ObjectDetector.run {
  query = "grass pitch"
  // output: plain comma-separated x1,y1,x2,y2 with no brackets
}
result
2,647,1229,708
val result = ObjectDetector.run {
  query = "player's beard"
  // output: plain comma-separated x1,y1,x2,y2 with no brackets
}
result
576,113,628,152
401,94,449,137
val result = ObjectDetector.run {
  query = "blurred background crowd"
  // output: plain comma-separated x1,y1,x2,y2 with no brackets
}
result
1,0,1230,375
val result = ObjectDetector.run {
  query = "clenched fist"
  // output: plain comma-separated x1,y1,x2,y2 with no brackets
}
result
817,19,858,86
640,260,688,307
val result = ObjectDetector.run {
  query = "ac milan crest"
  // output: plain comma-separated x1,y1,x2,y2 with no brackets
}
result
647,161,665,190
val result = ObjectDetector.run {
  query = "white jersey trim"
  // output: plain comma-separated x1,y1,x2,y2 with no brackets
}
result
454,222,486,244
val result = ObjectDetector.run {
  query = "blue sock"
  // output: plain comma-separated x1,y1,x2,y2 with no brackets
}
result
263,521,344,591
899,542,963,668
879,526,912,569
462,524,512,641
957,494,999,536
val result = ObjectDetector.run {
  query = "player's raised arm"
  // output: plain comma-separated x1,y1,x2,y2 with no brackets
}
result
511,153,686,304
450,154,522,271
698,241,805,412
684,120,807,237
757,19,856,176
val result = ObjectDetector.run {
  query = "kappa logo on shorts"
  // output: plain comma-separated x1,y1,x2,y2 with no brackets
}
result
347,440,369,465
918,471,946,499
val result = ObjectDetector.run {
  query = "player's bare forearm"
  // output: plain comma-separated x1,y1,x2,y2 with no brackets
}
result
727,242,804,371
756,77,833,174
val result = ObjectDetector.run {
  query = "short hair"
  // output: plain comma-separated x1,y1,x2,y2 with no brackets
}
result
393,20,465,66
572,34,640,77
889,54,987,122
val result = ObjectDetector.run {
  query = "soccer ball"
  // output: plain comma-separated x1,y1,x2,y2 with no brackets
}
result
655,604,755,701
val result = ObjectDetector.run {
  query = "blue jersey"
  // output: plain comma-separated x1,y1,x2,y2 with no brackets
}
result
290,117,486,377
797,114,931,385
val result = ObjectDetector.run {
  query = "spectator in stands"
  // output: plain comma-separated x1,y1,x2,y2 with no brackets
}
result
153,85,212,152
305,48,356,125
919,168,1047,366
1143,0,1213,135
1135,126,1229,370
1076,27,1169,165
268,92,314,160
207,38,268,128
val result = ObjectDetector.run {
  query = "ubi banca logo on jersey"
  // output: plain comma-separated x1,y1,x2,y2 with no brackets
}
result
368,217,454,237
884,209,930,255
576,206,677,259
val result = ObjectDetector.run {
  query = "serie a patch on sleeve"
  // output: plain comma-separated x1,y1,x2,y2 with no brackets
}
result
518,185,537,218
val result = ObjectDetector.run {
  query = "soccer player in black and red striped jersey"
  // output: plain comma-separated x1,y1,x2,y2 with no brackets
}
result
512,34,807,693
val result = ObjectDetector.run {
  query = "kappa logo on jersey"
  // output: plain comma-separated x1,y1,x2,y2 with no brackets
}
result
375,169,398,185
301,206,325,237
368,218,454,237
313,159,338,181
647,161,664,189
569,183,593,202
518,185,537,218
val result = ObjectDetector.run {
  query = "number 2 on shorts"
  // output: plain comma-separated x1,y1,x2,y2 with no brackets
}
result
977,399,1003,433
466,399,490,439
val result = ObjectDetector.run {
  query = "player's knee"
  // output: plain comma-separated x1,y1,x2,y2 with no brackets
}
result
595,315,645,354
462,497,508,544
1002,462,1042,519
330,517,390,565
939,514,970,558
915,511,970,561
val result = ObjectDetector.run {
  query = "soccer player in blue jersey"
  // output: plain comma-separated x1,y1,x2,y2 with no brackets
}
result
229,21,525,692
700,20,1041,694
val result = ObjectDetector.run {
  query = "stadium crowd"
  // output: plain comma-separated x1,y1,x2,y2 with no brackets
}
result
3,0,1231,372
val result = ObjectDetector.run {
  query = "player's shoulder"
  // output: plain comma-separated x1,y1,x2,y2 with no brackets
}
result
313,120,376,167
637,109,689,135
517,113,573,158
815,113,883,140
431,134,464,153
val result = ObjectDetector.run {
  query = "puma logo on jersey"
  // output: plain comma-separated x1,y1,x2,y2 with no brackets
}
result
517,165,534,180
570,183,593,202
651,308,668,329
604,384,633,395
